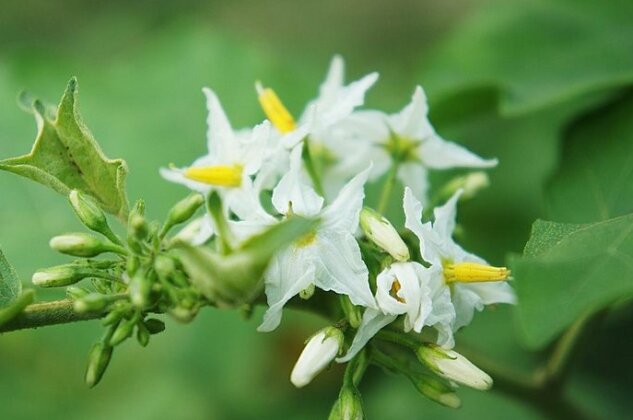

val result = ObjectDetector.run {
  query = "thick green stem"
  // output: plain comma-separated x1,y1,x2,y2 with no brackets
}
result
0,299,103,332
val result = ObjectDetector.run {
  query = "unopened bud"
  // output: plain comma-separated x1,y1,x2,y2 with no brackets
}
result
74,293,110,313
441,172,489,201
409,373,461,408
329,386,364,420
129,271,152,308
69,190,120,243
50,233,125,257
340,295,362,329
360,207,409,261
154,255,176,278
110,317,137,346
168,306,198,323
32,264,94,287
416,345,492,390
66,285,91,300
136,322,151,347
128,213,149,241
164,193,204,229
291,327,344,388
85,341,113,388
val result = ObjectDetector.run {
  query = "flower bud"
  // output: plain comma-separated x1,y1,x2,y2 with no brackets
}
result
66,285,91,300
340,295,362,329
164,193,204,229
416,345,492,390
85,341,113,388
154,255,176,278
69,190,119,243
136,322,151,347
441,172,489,201
409,373,461,408
299,283,315,300
129,271,152,308
74,293,110,313
110,317,137,346
32,264,93,287
360,207,409,261
291,327,343,388
329,386,364,420
50,233,125,257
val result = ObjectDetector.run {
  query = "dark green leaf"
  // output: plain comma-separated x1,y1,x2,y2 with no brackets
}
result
546,93,633,223
0,78,129,219
0,246,21,308
512,214,633,348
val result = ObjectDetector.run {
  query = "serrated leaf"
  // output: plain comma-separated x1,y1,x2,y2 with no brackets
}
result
512,214,633,348
0,78,129,219
546,93,633,223
0,246,21,308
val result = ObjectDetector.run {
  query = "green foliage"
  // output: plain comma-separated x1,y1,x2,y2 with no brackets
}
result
513,215,633,348
0,78,128,219
546,94,633,222
0,246,21,307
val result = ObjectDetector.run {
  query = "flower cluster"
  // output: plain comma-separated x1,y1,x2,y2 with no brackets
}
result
161,56,515,405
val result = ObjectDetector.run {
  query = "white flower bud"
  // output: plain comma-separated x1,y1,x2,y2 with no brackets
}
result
50,233,125,257
359,207,409,261
441,172,490,201
416,345,492,390
32,265,92,287
291,327,343,388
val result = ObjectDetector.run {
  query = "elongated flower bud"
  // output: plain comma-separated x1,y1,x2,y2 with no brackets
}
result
32,264,93,287
50,233,125,257
85,341,113,388
329,386,364,420
360,207,409,261
164,193,204,229
129,271,152,308
340,295,362,329
409,373,461,408
441,172,489,201
416,345,492,390
74,293,110,313
291,327,343,388
110,317,137,346
69,190,120,244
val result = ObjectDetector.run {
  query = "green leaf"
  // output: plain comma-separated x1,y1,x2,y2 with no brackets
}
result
0,78,129,219
0,246,21,308
422,0,633,115
512,214,633,348
0,289,35,328
546,93,633,223
177,216,318,306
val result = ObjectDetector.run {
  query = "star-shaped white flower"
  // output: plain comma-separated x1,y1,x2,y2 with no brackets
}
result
404,187,516,336
257,144,376,332
337,261,454,362
324,86,497,204
160,88,273,240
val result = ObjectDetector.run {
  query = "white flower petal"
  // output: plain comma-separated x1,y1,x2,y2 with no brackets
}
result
159,166,210,194
321,164,372,232
418,135,498,170
272,144,324,216
432,190,462,242
397,162,429,206
403,187,443,265
336,308,396,363
203,88,235,161
258,246,317,332
389,86,434,140
318,55,345,106
314,232,375,309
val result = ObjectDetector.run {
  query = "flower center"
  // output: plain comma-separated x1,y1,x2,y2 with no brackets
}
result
296,230,317,248
389,279,406,303
184,164,243,187
256,82,296,133
385,133,420,162
443,262,510,284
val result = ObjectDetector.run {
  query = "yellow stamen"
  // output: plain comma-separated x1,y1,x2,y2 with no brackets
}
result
296,231,317,247
390,279,406,303
256,82,296,133
184,165,243,187
444,262,510,284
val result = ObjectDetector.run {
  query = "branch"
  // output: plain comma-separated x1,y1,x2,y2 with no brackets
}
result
0,299,103,333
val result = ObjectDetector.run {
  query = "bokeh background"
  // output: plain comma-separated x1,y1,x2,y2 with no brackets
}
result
1,0,632,418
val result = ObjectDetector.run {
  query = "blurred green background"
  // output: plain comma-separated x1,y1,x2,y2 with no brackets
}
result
1,0,632,418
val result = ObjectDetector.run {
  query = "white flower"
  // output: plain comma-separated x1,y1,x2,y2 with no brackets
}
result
160,88,273,229
257,144,376,332
359,207,410,261
337,261,454,363
324,86,497,204
416,345,492,390
290,327,343,388
403,187,516,336
257,55,379,150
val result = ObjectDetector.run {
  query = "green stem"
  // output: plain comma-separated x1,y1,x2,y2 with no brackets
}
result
301,140,325,197
344,349,370,388
377,161,400,214
0,299,104,333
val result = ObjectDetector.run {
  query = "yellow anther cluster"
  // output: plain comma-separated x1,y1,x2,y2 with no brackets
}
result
257,83,297,133
184,165,243,187
444,262,509,284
